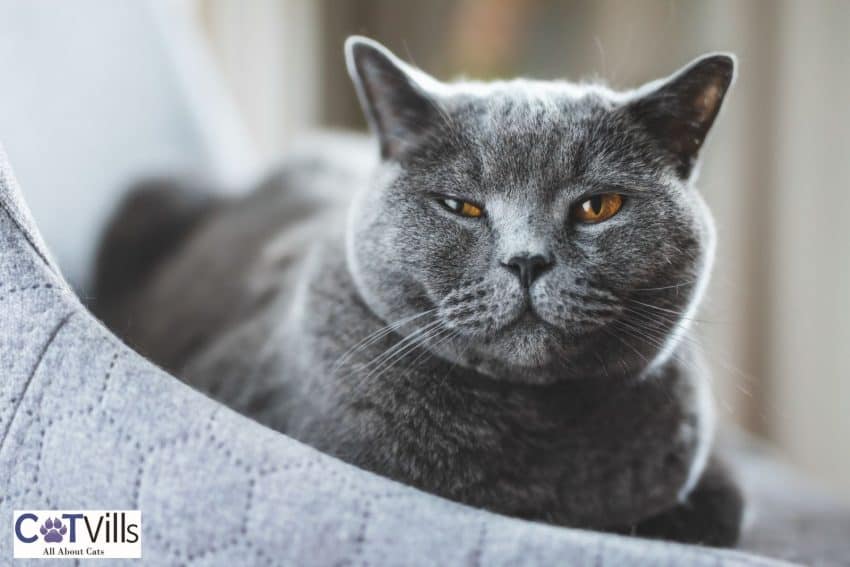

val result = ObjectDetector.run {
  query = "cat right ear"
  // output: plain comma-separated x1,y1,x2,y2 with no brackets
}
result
626,53,736,179
345,36,444,160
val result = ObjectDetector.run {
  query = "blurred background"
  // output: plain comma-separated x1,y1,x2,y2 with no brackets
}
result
0,0,847,499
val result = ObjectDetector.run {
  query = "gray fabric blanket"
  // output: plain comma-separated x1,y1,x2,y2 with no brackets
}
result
0,144,843,566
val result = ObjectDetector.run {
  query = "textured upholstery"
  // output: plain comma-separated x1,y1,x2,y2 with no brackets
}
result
0,145,797,566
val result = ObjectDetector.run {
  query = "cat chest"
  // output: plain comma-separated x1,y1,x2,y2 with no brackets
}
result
347,382,703,528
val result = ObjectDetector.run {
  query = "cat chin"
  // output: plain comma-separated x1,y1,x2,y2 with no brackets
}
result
462,355,579,386
438,318,579,384
433,313,647,384
494,316,567,361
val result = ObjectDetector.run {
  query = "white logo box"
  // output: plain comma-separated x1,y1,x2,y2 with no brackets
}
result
12,510,141,560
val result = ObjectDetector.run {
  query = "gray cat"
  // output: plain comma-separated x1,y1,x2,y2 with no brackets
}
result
95,37,742,545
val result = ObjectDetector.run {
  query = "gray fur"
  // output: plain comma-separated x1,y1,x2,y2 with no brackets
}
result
96,37,741,544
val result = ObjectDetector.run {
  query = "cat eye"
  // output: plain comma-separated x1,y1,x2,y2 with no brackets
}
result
572,193,623,224
439,197,483,218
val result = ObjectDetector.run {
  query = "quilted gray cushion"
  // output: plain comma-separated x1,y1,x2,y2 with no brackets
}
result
0,145,794,566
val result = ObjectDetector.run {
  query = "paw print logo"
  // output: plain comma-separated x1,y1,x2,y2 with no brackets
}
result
39,517,67,543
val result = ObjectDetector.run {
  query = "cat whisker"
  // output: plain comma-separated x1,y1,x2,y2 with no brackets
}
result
621,306,681,332
626,298,718,324
608,320,696,372
361,319,445,380
362,319,443,369
402,325,463,386
600,325,651,367
365,325,452,384
433,330,473,389
620,313,711,359
379,322,466,384
627,298,690,318
632,280,699,292
629,321,764,414
333,307,439,372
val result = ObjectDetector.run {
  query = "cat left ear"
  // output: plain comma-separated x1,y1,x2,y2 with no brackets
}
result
345,36,444,161
627,53,736,179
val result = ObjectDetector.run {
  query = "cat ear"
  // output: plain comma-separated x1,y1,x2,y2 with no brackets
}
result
627,53,736,178
345,36,444,160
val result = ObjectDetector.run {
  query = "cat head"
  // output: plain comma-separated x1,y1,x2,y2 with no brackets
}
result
344,36,734,384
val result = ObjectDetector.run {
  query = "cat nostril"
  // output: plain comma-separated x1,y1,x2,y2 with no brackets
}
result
501,254,553,288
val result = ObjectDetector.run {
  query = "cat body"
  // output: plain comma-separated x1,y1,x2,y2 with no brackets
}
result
96,38,741,544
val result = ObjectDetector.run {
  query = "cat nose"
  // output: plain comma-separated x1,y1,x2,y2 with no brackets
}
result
501,254,553,288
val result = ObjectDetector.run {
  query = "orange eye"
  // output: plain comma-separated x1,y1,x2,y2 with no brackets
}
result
573,194,623,223
441,197,483,218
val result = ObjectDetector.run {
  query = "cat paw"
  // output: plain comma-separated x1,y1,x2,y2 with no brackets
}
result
625,457,743,547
